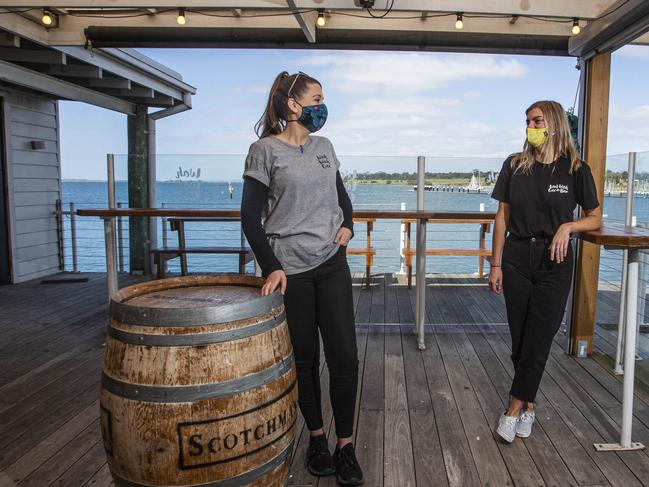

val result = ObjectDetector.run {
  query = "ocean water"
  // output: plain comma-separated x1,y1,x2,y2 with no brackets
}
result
62,180,640,284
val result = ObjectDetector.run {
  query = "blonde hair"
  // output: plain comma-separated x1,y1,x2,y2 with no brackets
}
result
511,100,581,174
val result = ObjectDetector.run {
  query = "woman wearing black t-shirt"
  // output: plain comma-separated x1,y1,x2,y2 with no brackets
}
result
489,100,602,443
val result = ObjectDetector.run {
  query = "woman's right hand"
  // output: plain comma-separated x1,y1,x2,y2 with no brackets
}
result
489,267,503,294
261,270,287,296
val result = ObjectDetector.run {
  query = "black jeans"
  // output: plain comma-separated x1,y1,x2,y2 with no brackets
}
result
283,245,358,438
502,236,574,403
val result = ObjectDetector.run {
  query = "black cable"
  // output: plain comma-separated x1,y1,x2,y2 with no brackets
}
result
7,0,633,26
572,73,581,113
0,8,36,15
187,8,317,19
367,0,395,19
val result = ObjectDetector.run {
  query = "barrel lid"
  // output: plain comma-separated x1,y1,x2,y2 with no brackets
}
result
109,275,282,326
126,285,260,309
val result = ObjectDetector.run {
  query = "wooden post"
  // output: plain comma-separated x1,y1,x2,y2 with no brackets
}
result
478,223,486,278
569,52,610,356
127,104,151,275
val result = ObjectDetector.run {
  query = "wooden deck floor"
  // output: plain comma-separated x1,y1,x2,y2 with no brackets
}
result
1,273,649,486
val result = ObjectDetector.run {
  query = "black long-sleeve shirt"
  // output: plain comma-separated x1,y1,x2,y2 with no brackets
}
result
241,171,354,277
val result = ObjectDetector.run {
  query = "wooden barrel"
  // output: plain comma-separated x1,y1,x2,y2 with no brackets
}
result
100,275,297,487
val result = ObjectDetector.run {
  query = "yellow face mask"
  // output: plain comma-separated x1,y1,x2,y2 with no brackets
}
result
527,127,549,148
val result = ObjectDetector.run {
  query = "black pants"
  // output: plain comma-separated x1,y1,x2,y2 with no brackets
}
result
283,246,358,438
502,237,574,403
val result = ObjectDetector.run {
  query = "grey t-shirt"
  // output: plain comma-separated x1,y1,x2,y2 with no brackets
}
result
242,135,344,275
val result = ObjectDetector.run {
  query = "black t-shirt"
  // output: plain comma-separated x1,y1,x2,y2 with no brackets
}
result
491,155,599,239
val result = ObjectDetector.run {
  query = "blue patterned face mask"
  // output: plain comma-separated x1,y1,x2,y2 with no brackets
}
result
295,102,328,133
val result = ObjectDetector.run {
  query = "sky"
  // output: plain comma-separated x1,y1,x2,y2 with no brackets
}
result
59,45,649,181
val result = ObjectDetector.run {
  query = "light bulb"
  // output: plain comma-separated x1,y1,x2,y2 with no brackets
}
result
42,11,52,26
177,8,186,25
317,10,326,27
455,14,464,30
572,19,581,35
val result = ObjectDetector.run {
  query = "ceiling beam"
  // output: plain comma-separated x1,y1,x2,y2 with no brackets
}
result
286,0,316,43
51,9,575,42
0,1,618,19
121,86,155,98
0,32,19,47
0,46,66,64
88,76,130,89
123,95,174,106
48,63,102,78
569,0,649,58
84,25,569,55
0,58,135,114
54,46,186,100
631,31,649,45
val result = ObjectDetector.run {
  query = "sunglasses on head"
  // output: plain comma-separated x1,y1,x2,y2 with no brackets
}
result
287,71,307,97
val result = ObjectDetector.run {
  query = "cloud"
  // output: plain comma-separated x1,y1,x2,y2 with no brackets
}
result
299,51,527,95
610,104,649,120
319,94,522,165
463,90,482,99
607,103,649,155
616,45,649,59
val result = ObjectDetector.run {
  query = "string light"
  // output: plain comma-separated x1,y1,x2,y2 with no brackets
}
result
572,18,581,35
177,8,186,25
317,9,326,27
41,10,53,26
455,13,464,30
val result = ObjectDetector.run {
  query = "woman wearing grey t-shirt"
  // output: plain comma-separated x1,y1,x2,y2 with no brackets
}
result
241,71,363,486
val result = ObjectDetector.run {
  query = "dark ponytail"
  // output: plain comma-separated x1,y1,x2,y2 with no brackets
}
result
255,71,321,138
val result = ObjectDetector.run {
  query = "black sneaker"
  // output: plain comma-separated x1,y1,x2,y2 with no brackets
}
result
333,443,364,486
306,434,336,476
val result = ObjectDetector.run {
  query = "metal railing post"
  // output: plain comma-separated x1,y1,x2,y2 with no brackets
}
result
56,199,65,272
107,154,118,289
415,156,427,350
69,202,78,272
615,152,636,374
117,202,125,273
399,202,406,274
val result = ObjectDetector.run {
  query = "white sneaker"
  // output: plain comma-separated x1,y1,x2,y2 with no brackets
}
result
496,413,518,443
516,410,535,438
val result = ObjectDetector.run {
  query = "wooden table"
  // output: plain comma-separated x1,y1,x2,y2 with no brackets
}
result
78,208,497,350
580,223,649,452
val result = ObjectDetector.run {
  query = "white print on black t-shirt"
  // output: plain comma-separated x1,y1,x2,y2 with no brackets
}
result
548,184,569,194
316,154,331,169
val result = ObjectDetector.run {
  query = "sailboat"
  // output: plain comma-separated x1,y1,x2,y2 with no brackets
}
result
465,170,482,192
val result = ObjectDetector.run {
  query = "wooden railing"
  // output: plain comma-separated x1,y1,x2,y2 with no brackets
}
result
77,208,496,349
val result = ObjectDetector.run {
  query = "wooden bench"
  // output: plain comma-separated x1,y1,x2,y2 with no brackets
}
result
347,218,376,288
402,218,493,289
152,246,254,279
153,217,253,279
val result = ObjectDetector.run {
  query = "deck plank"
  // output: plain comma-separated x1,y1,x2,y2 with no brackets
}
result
436,332,513,486
2,274,649,487
465,330,578,487
384,328,416,486
491,326,641,487
481,326,611,486
354,326,384,487
452,331,547,487
420,330,481,486
401,325,448,487
384,274,400,324
0,400,99,485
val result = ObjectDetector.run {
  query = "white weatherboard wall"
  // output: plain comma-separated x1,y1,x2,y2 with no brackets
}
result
1,82,61,283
